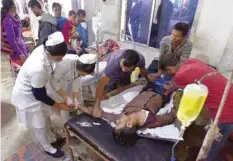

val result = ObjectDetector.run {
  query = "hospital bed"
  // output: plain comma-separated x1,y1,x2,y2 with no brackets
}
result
65,113,173,161
64,83,182,161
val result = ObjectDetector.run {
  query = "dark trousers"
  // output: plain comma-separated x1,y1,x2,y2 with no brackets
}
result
147,59,159,74
206,122,233,161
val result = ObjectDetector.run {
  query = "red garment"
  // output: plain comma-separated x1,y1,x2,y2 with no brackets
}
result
174,58,233,123
9,59,23,70
62,19,74,43
98,39,120,61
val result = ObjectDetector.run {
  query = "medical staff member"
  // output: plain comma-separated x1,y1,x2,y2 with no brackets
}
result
11,32,72,158
159,54,233,161
47,53,97,123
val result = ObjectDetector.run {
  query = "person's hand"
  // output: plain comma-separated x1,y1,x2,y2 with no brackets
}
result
93,107,102,118
53,102,75,111
148,73,161,82
65,96,74,108
101,94,109,100
163,81,173,90
73,98,80,109
20,54,26,63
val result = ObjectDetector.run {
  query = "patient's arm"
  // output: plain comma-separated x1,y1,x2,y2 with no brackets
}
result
144,108,177,128
75,105,120,123
75,105,93,115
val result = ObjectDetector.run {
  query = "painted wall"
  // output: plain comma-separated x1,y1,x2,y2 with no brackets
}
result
190,0,233,71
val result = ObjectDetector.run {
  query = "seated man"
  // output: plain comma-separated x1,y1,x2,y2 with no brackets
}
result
147,22,192,81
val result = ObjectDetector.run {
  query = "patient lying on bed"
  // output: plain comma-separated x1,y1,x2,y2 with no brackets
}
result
76,75,179,144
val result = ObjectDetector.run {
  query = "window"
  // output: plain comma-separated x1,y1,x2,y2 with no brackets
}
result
120,0,199,48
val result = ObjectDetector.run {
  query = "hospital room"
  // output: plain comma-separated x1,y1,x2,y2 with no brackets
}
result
1,0,233,160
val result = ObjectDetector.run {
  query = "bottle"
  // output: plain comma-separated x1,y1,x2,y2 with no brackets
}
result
131,67,140,83
177,83,208,127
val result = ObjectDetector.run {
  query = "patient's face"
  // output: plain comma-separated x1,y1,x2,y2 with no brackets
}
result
115,114,137,130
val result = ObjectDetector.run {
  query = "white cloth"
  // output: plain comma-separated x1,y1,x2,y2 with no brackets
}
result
137,124,180,141
78,54,97,64
101,85,145,114
11,45,55,111
137,98,181,141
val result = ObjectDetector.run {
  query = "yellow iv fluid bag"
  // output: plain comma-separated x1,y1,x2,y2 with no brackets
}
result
177,83,208,127
131,67,140,83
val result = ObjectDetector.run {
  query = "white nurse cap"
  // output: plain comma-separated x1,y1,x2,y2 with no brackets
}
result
78,54,97,64
46,32,65,47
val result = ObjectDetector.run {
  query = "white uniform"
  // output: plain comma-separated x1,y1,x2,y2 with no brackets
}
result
11,45,56,129
46,54,81,123
47,54,103,105
47,54,81,103
11,32,67,154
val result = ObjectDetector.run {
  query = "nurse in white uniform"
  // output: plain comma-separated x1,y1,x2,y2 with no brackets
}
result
11,32,73,158
48,53,97,123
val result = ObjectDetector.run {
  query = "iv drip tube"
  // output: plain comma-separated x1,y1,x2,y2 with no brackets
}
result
171,126,186,161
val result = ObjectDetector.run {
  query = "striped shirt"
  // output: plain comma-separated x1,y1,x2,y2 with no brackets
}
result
159,36,192,62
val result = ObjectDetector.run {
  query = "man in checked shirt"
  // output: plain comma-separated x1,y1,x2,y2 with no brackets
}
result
147,22,192,82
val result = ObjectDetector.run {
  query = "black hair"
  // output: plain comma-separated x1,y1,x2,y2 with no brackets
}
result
28,0,42,9
77,9,86,16
68,10,76,17
42,37,68,56
1,0,15,16
76,60,95,74
173,22,190,36
121,49,140,67
52,2,61,9
113,127,139,147
21,19,30,28
159,54,180,71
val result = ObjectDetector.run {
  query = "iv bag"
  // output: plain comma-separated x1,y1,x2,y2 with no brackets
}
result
177,83,208,127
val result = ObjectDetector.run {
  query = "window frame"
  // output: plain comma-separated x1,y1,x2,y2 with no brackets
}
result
119,0,204,49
